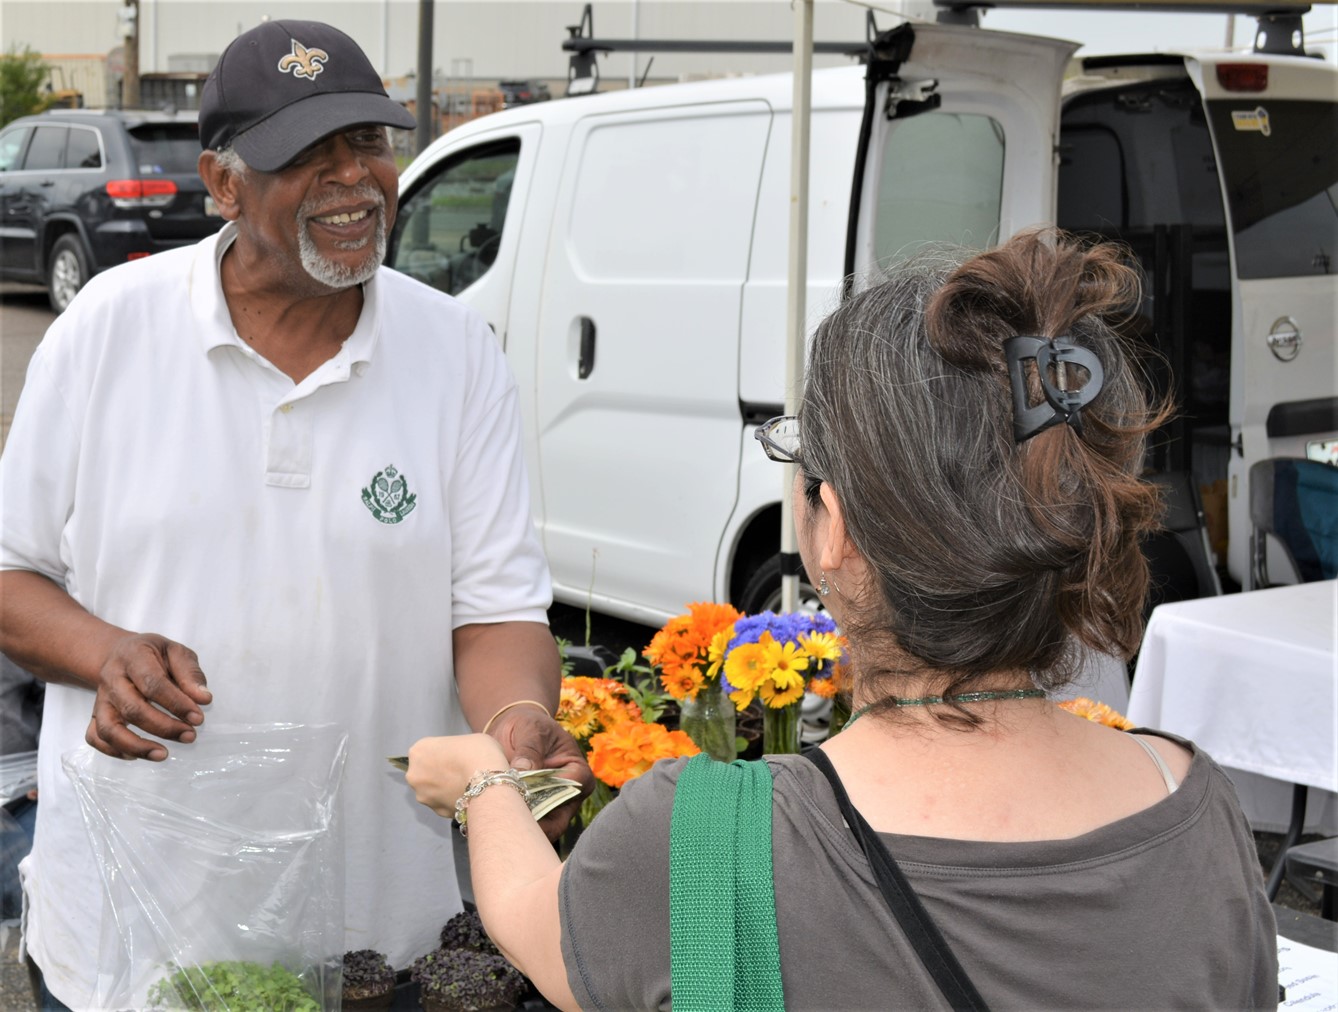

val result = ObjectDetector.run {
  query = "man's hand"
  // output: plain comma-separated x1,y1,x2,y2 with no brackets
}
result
87,634,212,761
487,707,594,840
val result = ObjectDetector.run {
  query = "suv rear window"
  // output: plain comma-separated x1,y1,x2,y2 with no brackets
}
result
1207,99,1338,279
127,124,201,175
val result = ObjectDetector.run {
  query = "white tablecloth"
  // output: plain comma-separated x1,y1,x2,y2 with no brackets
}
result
1127,581,1338,833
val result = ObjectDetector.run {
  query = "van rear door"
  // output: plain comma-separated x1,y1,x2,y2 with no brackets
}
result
846,22,1075,284
1193,55,1338,581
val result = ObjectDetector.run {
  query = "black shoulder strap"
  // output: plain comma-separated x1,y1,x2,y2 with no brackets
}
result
803,748,990,1012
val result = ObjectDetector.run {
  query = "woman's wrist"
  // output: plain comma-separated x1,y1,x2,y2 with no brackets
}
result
454,768,529,836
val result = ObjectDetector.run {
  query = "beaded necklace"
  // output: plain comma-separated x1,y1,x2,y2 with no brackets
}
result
843,688,1046,730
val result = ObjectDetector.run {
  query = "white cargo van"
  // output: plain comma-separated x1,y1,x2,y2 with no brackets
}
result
389,10,1337,627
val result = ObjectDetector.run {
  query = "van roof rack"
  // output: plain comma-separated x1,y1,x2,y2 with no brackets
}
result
561,4,864,95
932,0,1318,55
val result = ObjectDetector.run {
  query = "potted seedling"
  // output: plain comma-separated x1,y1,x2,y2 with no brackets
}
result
438,909,499,955
342,949,397,1010
410,947,528,1012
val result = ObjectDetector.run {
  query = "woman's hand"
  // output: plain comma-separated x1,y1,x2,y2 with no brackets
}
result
405,733,509,818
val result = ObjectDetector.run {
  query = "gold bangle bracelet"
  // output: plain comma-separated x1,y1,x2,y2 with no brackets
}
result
481,699,552,735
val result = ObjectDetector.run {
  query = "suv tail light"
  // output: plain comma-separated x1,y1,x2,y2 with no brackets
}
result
106,178,177,208
1216,64,1268,92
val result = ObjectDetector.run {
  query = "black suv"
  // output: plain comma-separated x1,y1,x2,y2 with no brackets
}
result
0,109,223,312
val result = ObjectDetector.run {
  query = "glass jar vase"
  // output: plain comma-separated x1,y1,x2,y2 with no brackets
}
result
762,700,801,754
678,679,737,762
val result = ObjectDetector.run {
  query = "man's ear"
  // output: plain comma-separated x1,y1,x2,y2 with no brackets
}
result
198,151,243,221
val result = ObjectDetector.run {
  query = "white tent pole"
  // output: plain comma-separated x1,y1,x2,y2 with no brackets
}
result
780,0,814,614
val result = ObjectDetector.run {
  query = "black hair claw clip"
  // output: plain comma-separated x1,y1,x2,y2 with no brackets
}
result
1004,336,1105,443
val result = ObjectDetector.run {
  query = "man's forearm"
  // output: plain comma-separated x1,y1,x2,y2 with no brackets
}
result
0,569,124,689
453,620,561,730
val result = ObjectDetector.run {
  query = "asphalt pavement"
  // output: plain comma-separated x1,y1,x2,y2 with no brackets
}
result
0,284,51,452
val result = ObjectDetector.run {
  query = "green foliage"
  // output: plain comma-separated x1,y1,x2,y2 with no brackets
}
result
555,636,575,677
148,960,321,1012
0,45,50,128
605,647,670,724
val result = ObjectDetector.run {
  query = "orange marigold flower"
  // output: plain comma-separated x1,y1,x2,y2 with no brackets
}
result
687,601,743,640
660,667,705,702
559,677,641,739
645,604,742,684
557,700,600,740
1057,697,1135,730
830,659,852,695
588,721,700,788
808,676,838,699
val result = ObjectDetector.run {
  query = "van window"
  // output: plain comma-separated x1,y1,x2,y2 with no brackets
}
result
0,127,30,171
1206,99,1338,279
873,113,1004,263
23,126,66,171
391,139,520,297
66,126,102,170
565,111,769,281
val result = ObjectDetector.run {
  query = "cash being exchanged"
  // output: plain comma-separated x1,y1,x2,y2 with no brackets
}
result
388,758,583,823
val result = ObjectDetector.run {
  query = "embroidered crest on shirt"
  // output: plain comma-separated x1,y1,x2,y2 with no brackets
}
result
361,465,417,524
277,40,329,81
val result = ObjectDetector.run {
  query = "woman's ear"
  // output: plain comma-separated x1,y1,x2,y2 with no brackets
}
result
197,151,243,222
816,482,856,573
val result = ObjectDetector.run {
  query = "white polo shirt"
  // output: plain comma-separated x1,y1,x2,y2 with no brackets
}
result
0,224,552,1008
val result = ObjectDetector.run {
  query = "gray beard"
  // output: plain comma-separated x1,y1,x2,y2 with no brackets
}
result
296,188,387,289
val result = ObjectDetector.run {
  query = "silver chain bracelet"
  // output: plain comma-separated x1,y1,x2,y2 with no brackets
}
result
454,769,528,837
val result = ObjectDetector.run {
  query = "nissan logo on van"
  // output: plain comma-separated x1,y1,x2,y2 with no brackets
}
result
1267,317,1302,363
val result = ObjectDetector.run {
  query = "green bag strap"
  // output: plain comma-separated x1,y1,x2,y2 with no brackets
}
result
670,754,785,1012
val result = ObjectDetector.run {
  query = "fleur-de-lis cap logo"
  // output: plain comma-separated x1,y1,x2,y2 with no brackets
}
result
277,39,329,81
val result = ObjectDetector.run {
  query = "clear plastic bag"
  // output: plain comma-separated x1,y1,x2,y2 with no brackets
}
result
63,723,349,1011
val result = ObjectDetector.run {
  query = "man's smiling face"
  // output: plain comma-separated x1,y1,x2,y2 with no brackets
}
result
234,125,398,292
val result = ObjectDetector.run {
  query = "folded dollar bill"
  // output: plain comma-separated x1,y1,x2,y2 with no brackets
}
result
388,757,582,821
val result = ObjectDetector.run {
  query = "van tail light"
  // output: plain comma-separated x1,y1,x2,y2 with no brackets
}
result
105,178,177,208
1216,64,1268,92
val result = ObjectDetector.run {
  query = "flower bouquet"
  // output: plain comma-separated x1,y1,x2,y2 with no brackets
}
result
555,675,699,831
643,602,744,761
720,611,845,753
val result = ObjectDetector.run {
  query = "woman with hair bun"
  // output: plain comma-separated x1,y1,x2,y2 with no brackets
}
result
407,229,1278,1011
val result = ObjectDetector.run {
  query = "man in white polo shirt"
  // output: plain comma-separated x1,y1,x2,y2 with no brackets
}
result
0,19,591,1010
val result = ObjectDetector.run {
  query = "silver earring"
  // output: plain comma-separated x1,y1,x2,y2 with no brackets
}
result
818,574,830,597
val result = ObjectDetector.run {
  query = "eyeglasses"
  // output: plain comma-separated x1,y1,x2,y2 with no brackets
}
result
755,415,802,464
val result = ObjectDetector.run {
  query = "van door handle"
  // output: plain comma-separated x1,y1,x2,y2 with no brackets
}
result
578,316,596,379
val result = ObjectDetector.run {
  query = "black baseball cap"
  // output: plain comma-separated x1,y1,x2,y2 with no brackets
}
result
200,19,416,173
